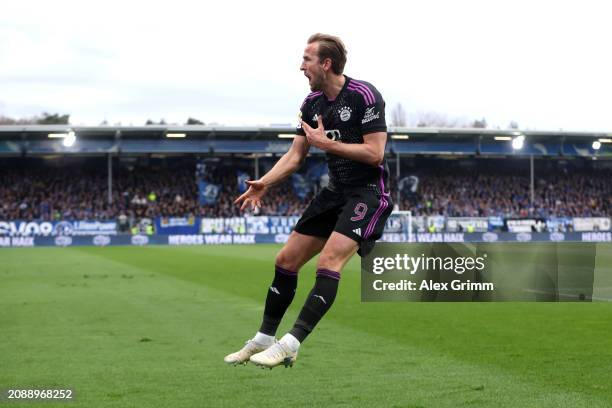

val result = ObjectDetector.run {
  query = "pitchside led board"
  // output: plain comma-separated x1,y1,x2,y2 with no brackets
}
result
361,243,612,302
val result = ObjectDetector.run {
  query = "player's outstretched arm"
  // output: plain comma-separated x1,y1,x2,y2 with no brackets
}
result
234,136,310,211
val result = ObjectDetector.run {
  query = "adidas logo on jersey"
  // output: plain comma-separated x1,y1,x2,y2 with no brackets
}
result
270,287,280,295
352,228,362,237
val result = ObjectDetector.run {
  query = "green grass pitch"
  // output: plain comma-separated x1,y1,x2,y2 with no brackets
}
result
1,244,612,407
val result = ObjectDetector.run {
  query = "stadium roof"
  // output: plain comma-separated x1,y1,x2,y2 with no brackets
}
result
0,124,611,138
0,125,610,158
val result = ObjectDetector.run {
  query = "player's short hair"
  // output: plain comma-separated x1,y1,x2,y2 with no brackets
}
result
307,33,347,75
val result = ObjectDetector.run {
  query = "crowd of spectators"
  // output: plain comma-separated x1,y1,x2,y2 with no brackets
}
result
397,167,611,218
0,161,609,221
0,164,309,222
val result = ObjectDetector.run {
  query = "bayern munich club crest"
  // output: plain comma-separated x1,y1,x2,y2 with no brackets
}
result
339,106,352,122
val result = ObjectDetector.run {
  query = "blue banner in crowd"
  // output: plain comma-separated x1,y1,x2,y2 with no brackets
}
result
198,181,220,205
291,173,312,200
306,161,328,182
237,171,250,193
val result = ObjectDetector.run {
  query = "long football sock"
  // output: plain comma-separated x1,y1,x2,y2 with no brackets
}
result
259,265,298,336
289,268,340,343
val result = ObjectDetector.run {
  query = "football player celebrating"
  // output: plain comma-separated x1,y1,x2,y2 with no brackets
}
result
226,33,392,369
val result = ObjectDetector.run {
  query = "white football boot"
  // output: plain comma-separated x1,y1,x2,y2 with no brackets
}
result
224,338,273,365
249,338,298,369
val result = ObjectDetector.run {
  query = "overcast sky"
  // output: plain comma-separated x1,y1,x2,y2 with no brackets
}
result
1,0,611,131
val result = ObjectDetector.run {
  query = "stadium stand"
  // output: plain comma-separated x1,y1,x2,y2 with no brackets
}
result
394,166,611,218
0,158,309,221
1,157,609,221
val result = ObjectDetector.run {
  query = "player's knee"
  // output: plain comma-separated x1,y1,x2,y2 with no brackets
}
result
275,250,301,273
316,252,344,272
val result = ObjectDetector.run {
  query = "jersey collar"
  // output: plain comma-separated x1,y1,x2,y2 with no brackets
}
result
324,75,350,103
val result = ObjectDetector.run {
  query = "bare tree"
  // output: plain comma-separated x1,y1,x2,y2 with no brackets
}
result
413,111,471,128
0,116,22,125
508,120,519,129
471,117,487,128
145,118,167,125
0,112,69,125
390,103,407,127
36,112,70,124
186,117,205,125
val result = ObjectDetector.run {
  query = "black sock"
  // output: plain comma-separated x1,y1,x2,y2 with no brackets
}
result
259,265,298,336
289,268,340,343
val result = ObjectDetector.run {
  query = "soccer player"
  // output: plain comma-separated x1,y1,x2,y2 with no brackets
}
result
225,33,392,368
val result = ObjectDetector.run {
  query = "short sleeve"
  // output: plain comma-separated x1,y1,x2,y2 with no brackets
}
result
360,96,386,135
296,92,321,136
349,79,387,134
296,103,307,136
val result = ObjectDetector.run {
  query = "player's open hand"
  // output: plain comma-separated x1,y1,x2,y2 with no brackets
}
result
234,180,268,211
301,116,331,151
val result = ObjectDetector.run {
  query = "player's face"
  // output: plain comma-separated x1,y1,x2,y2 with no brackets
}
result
300,42,326,91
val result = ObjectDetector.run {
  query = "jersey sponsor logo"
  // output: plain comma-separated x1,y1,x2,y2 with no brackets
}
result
362,106,380,124
325,129,341,141
339,106,352,122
